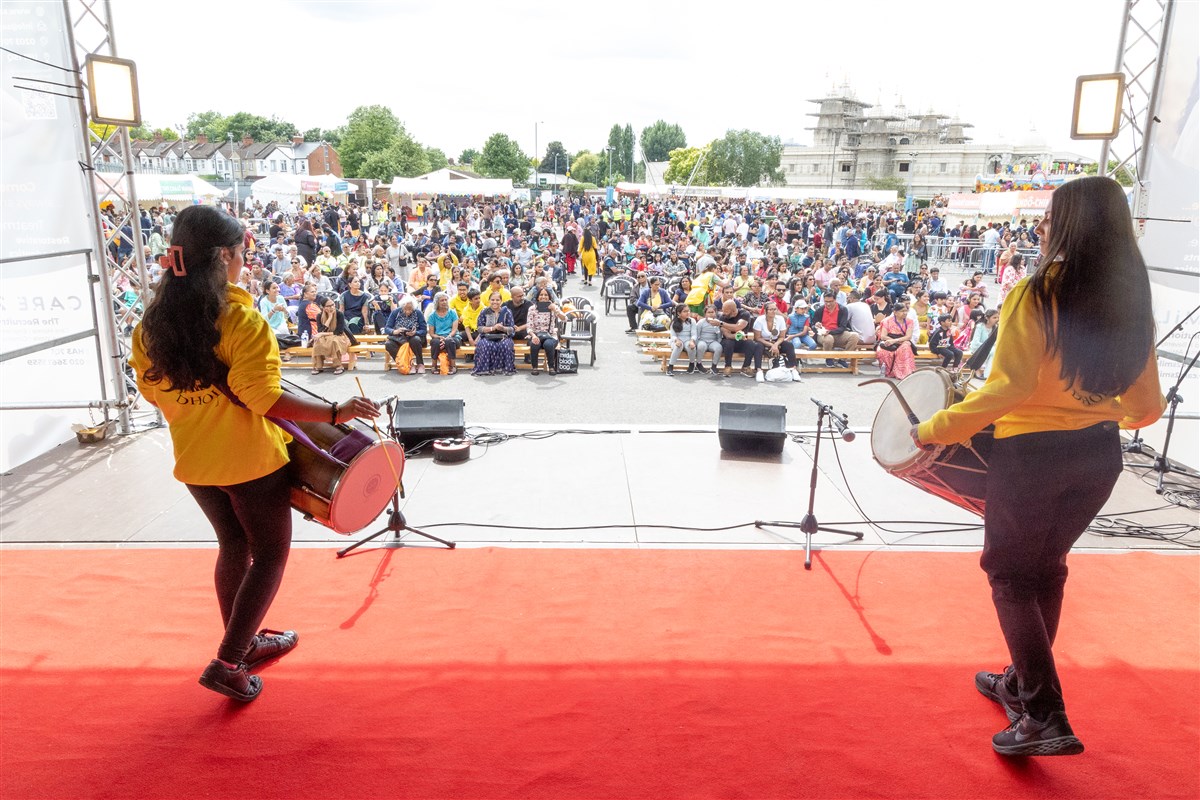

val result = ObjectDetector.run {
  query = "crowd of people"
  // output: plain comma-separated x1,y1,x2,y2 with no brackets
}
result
124,191,1037,383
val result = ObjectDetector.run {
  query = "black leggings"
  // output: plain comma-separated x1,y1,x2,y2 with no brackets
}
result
981,423,1121,719
529,334,558,370
187,466,292,664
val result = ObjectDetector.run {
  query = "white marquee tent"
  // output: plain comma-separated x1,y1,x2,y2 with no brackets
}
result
250,174,351,204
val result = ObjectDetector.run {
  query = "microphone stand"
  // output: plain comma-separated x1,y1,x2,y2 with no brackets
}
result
755,398,864,570
1126,304,1199,455
336,397,456,558
1153,345,1200,495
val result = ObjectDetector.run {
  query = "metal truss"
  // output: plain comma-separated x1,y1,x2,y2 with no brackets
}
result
64,0,152,433
1100,0,1175,183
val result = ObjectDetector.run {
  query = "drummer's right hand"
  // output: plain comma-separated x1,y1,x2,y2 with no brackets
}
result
337,397,381,423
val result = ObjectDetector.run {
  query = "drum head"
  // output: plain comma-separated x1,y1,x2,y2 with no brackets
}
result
328,440,405,533
871,369,956,471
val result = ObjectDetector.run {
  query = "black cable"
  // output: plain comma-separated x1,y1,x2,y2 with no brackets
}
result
0,46,75,72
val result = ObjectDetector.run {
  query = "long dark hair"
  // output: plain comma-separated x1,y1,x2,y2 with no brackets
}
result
1027,176,1153,397
140,206,242,392
582,228,595,251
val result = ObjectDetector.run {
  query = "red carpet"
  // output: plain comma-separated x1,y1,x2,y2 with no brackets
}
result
1,547,1196,799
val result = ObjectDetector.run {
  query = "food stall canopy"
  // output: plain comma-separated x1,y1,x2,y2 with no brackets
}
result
613,182,897,204
95,174,228,205
388,176,513,197
251,174,349,204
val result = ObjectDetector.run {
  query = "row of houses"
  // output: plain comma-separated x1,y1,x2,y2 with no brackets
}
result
98,133,343,180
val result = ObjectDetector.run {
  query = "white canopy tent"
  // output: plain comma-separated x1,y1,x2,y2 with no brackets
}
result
95,174,228,207
614,182,897,204
388,176,514,197
251,174,351,205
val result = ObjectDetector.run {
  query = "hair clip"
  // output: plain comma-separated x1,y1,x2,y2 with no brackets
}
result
163,245,186,277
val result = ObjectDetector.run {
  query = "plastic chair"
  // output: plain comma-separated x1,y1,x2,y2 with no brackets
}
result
559,309,597,366
602,277,632,316
564,295,593,311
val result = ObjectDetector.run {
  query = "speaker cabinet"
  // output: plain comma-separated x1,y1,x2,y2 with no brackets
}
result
392,399,465,450
718,402,787,454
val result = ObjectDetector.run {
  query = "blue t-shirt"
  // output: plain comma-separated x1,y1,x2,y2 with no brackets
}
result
429,309,459,336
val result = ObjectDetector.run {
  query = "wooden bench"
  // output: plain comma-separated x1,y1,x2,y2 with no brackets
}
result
637,330,876,374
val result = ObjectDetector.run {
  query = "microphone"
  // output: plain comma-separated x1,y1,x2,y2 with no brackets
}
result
810,397,855,442
830,414,856,442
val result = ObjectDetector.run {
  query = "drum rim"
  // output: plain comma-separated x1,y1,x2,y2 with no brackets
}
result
327,439,405,533
870,367,958,472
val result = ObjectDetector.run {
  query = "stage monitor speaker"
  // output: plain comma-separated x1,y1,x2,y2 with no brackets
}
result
718,402,787,454
392,399,465,450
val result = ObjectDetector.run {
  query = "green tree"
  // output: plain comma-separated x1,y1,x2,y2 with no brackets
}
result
865,176,906,193
705,129,783,186
425,147,448,172
569,151,602,185
185,110,226,139
663,145,710,184
475,133,530,183
358,137,431,181
338,105,404,177
640,120,687,162
1083,160,1134,187
539,140,570,174
458,148,479,165
620,124,635,179
222,112,298,142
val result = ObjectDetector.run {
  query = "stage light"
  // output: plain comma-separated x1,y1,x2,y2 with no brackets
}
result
1071,73,1124,140
85,54,141,127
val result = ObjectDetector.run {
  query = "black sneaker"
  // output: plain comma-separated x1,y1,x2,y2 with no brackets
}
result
198,659,262,702
697,366,711,375
825,358,836,367
245,628,299,671
686,363,696,374
837,359,851,368
666,365,675,375
992,711,1084,756
975,667,1023,722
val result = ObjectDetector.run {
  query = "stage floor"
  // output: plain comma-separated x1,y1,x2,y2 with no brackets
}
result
2,421,1195,555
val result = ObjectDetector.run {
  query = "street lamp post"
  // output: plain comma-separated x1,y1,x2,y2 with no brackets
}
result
606,147,612,186
228,132,239,215
905,151,918,212
534,120,543,189
553,153,559,196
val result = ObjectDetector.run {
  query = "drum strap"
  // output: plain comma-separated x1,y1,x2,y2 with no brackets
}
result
216,382,346,468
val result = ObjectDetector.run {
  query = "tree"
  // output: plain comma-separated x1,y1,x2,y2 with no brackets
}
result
1083,160,1134,187
704,129,784,186
185,110,225,139
538,141,570,174
475,133,530,183
640,120,687,162
865,176,906,193
663,145,710,184
569,151,602,185
338,105,403,177
358,137,431,181
425,147,448,172
620,124,635,179
458,148,479,166
224,112,298,142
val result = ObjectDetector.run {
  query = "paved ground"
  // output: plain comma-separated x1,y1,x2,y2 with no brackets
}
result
252,260,980,432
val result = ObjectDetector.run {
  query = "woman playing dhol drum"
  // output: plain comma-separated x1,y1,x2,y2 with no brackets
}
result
913,177,1165,756
130,205,379,702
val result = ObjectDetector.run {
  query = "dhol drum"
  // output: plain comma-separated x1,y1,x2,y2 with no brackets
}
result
285,420,405,534
870,368,993,516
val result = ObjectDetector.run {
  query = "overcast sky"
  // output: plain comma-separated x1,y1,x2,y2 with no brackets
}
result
111,0,1124,161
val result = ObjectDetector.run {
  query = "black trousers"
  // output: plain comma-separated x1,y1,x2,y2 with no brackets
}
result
723,338,762,369
187,467,292,664
981,422,1121,719
385,335,425,364
529,334,558,370
932,344,962,368
429,334,457,365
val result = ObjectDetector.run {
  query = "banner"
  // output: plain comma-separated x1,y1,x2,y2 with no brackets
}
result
0,1,92,260
0,254,105,472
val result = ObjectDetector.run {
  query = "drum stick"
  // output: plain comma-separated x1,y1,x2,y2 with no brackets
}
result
859,377,921,426
355,376,403,491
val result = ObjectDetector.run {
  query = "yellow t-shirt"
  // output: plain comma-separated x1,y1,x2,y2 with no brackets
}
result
130,284,289,485
918,278,1165,444
459,302,485,331
449,293,472,319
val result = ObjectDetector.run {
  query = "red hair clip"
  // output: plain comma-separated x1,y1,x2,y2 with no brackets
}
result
161,245,186,277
